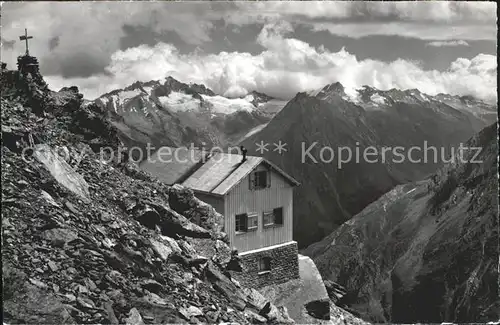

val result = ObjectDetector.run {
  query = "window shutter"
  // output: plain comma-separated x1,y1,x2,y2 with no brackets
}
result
243,213,248,232
273,207,283,225
266,169,271,188
249,172,255,190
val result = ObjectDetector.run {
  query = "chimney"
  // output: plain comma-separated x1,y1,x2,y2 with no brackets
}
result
240,146,247,162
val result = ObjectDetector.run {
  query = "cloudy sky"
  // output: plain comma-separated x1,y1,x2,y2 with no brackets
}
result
1,1,497,102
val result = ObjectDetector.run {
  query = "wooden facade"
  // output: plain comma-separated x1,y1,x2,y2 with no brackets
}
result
194,164,294,253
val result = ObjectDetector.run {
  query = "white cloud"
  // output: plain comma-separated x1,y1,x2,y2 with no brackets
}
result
309,22,496,41
426,40,470,47
1,1,496,76
45,24,497,104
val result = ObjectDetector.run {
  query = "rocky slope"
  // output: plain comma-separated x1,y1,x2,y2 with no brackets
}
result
94,76,286,160
304,123,499,323
259,255,370,325
1,61,295,324
242,82,497,247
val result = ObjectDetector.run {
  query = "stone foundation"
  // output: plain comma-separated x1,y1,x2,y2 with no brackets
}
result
231,241,299,289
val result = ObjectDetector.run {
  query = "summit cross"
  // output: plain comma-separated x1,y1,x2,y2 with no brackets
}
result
19,28,33,56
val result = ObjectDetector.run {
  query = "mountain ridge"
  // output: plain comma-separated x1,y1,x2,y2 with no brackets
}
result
303,122,499,323
93,76,286,160
241,80,497,248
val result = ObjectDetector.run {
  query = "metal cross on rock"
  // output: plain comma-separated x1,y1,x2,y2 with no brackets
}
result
19,28,33,56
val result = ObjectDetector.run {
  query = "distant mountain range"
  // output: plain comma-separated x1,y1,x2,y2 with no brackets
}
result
94,77,496,250
303,123,498,323
241,82,497,247
93,76,287,158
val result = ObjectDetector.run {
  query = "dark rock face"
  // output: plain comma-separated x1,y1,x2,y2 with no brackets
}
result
304,123,499,323
323,280,347,304
241,84,497,248
305,298,331,320
1,63,293,325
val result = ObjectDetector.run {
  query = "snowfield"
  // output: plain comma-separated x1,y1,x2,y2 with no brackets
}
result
370,93,387,105
201,94,256,114
158,92,257,114
158,92,201,112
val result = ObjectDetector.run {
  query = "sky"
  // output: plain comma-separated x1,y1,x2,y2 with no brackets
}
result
1,1,497,102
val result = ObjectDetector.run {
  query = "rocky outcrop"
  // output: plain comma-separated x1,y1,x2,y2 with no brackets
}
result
304,123,499,323
1,62,293,324
323,280,347,305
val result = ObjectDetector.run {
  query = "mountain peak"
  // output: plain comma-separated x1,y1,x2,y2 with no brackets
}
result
163,76,215,97
245,90,275,107
307,81,345,98
322,82,344,93
406,88,421,94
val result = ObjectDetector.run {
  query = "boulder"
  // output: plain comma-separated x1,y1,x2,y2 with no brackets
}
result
205,261,247,311
34,144,90,201
141,279,163,294
212,240,232,266
179,305,204,320
167,184,225,233
243,288,268,311
124,308,144,325
150,238,177,261
259,302,295,323
42,228,78,247
40,190,60,207
244,309,267,323
135,202,211,239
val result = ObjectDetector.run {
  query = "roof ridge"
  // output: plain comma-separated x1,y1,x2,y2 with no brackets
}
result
261,158,300,186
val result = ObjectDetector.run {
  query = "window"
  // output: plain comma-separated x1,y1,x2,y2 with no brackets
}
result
263,211,274,226
235,213,247,233
249,170,270,190
263,207,284,227
247,212,258,231
258,257,271,273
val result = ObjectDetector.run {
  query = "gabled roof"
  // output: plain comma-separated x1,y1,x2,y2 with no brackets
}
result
139,146,300,196
139,147,208,185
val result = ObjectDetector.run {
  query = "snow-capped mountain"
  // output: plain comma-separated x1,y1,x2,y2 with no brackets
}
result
94,76,286,156
306,83,497,124
241,82,496,248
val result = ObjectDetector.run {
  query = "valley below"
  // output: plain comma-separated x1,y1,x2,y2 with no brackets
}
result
303,123,499,323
